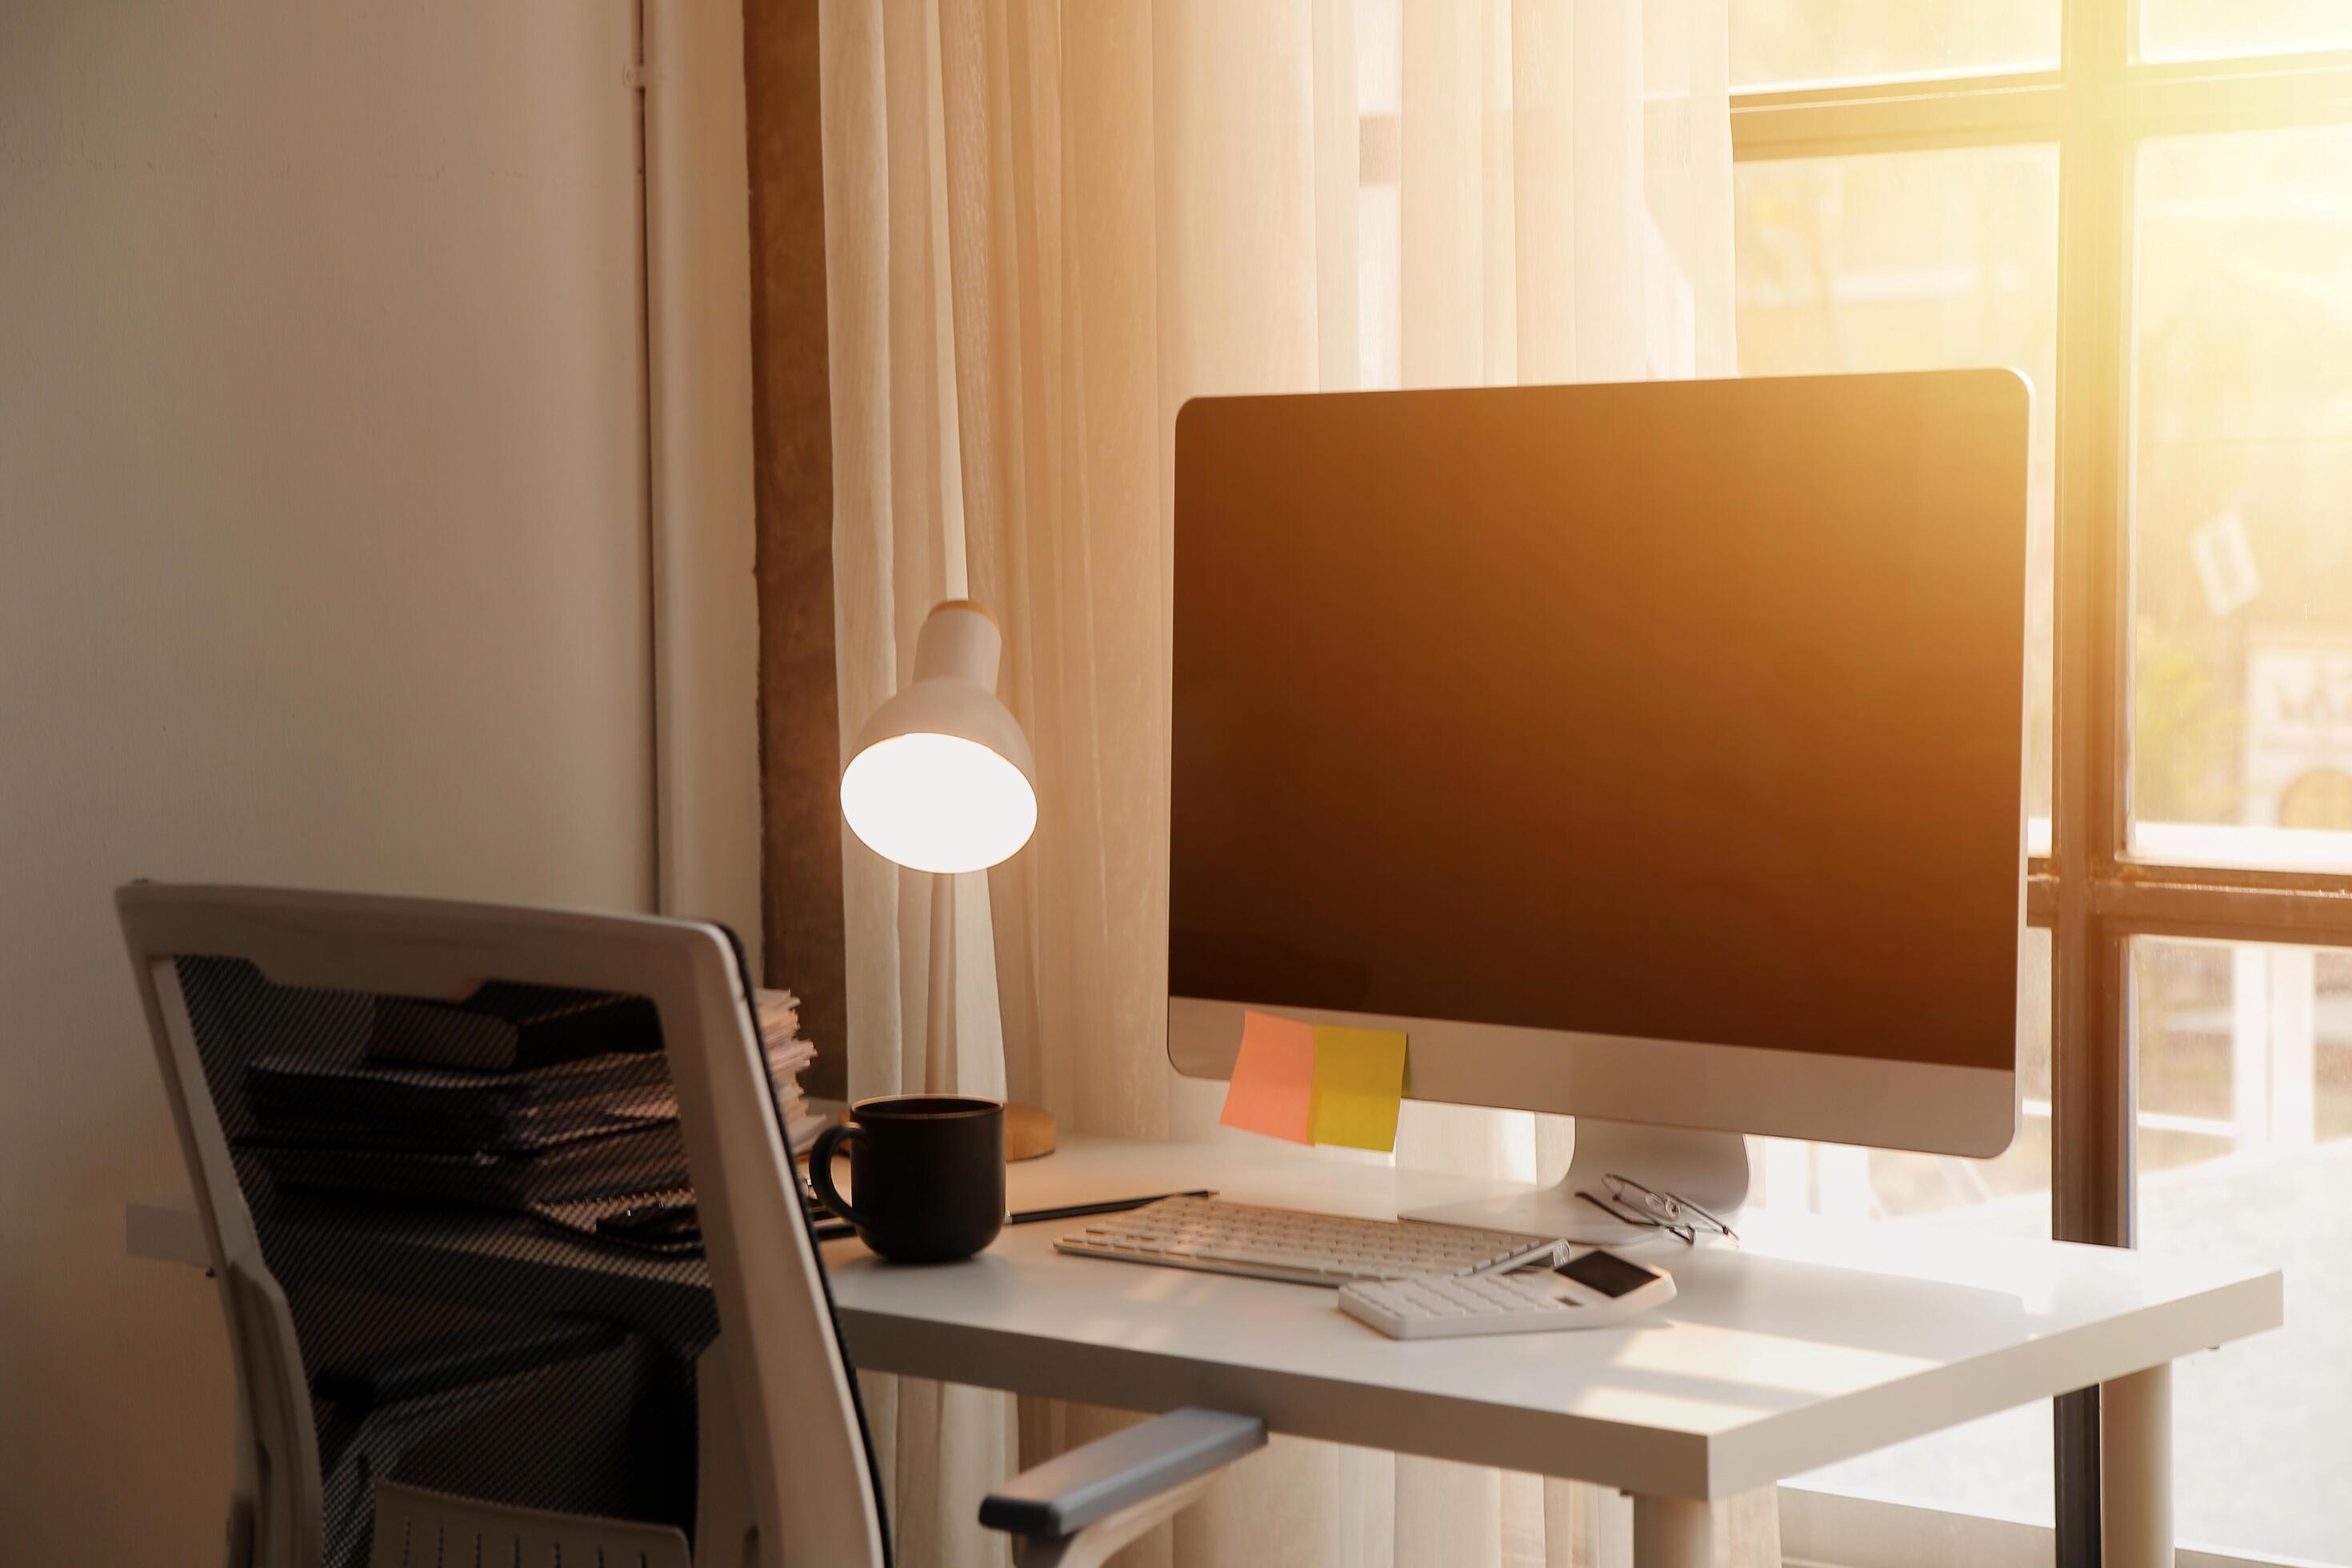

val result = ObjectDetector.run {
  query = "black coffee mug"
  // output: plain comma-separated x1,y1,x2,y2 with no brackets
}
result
809,1095,1006,1263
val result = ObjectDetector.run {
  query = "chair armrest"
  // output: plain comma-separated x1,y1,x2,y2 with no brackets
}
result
978,1407,1266,1539
312,1315,626,1413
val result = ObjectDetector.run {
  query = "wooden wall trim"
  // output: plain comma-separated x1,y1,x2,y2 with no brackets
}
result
744,0,847,1099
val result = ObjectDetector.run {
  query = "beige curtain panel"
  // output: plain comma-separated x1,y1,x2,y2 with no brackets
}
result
818,1,1756,1562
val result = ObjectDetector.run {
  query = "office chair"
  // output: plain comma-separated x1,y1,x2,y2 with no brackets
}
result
121,884,1262,1568
122,886,706,1568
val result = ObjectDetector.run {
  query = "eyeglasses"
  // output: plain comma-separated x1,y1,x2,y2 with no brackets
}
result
1576,1173,1738,1247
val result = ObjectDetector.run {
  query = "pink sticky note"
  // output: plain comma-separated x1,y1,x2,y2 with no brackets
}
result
1218,1010,1316,1143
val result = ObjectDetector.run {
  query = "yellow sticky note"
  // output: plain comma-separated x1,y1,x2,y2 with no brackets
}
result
1308,1025,1408,1152
1219,1010,1316,1143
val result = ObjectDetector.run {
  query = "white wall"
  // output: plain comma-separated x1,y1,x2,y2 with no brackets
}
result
0,3,655,1558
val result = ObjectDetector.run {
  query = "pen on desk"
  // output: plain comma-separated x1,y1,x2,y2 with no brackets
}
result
1009,1190,1213,1227
808,1189,1213,1244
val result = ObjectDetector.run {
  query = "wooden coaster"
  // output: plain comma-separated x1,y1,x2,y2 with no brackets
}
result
1005,1101,1058,1162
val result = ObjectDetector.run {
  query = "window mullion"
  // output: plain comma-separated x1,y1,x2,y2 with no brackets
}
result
2092,876,2352,941
1730,88,2068,162
2050,0,2134,1253
2050,0,2135,1558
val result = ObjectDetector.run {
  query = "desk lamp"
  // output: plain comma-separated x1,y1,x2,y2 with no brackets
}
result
839,600,1044,1137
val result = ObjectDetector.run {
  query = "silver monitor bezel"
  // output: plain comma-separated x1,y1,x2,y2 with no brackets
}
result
1166,994,2020,1157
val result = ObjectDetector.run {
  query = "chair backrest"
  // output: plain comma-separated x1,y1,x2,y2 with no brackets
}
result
366,1478,690,1568
119,885,889,1568
124,891,328,1568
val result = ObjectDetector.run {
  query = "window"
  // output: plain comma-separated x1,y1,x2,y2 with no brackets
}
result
2131,124,2352,872
1732,3,2060,94
2135,937,2352,1561
1734,2,2352,1562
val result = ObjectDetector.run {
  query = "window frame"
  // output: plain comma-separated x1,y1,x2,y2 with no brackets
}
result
1733,4,2352,1561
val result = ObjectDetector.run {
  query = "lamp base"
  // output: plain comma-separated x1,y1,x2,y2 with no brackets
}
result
1006,1101,1057,1162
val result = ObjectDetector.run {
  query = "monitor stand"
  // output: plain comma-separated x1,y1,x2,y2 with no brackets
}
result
1402,1118,1751,1246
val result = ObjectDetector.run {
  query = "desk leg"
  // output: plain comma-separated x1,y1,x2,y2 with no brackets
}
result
2100,1362,2174,1567
1632,1496,1718,1568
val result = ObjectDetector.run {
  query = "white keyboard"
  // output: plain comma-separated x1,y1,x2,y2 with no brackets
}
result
1340,1247,1678,1339
1054,1194,1560,1286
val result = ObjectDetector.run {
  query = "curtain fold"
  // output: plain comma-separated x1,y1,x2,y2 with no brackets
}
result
817,2,1757,1562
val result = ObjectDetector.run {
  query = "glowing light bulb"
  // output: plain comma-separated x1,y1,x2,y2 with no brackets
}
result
841,730,1038,874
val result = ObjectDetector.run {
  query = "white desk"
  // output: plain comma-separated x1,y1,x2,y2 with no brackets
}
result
131,1134,2282,1567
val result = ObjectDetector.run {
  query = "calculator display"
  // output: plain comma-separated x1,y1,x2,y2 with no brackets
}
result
1556,1250,1658,1299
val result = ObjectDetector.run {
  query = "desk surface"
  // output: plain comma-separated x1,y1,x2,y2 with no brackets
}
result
132,1133,2282,1502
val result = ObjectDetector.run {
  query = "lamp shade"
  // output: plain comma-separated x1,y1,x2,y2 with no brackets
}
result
840,600,1038,874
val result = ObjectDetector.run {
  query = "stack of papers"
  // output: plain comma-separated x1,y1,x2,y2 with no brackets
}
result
754,989,827,1157
238,986,826,1213
246,1050,678,1153
366,984,661,1072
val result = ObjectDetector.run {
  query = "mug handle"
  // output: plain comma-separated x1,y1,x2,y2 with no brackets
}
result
808,1123,876,1233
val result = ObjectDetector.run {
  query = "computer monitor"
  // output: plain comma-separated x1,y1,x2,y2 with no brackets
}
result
1167,370,2029,1238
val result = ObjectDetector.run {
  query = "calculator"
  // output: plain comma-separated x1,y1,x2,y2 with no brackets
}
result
1338,1247,1677,1340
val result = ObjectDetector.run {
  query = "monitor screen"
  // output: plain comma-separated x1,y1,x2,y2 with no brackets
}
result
1169,373,2028,1083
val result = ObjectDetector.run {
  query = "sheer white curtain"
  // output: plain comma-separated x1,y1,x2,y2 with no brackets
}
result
818,2,1762,1562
